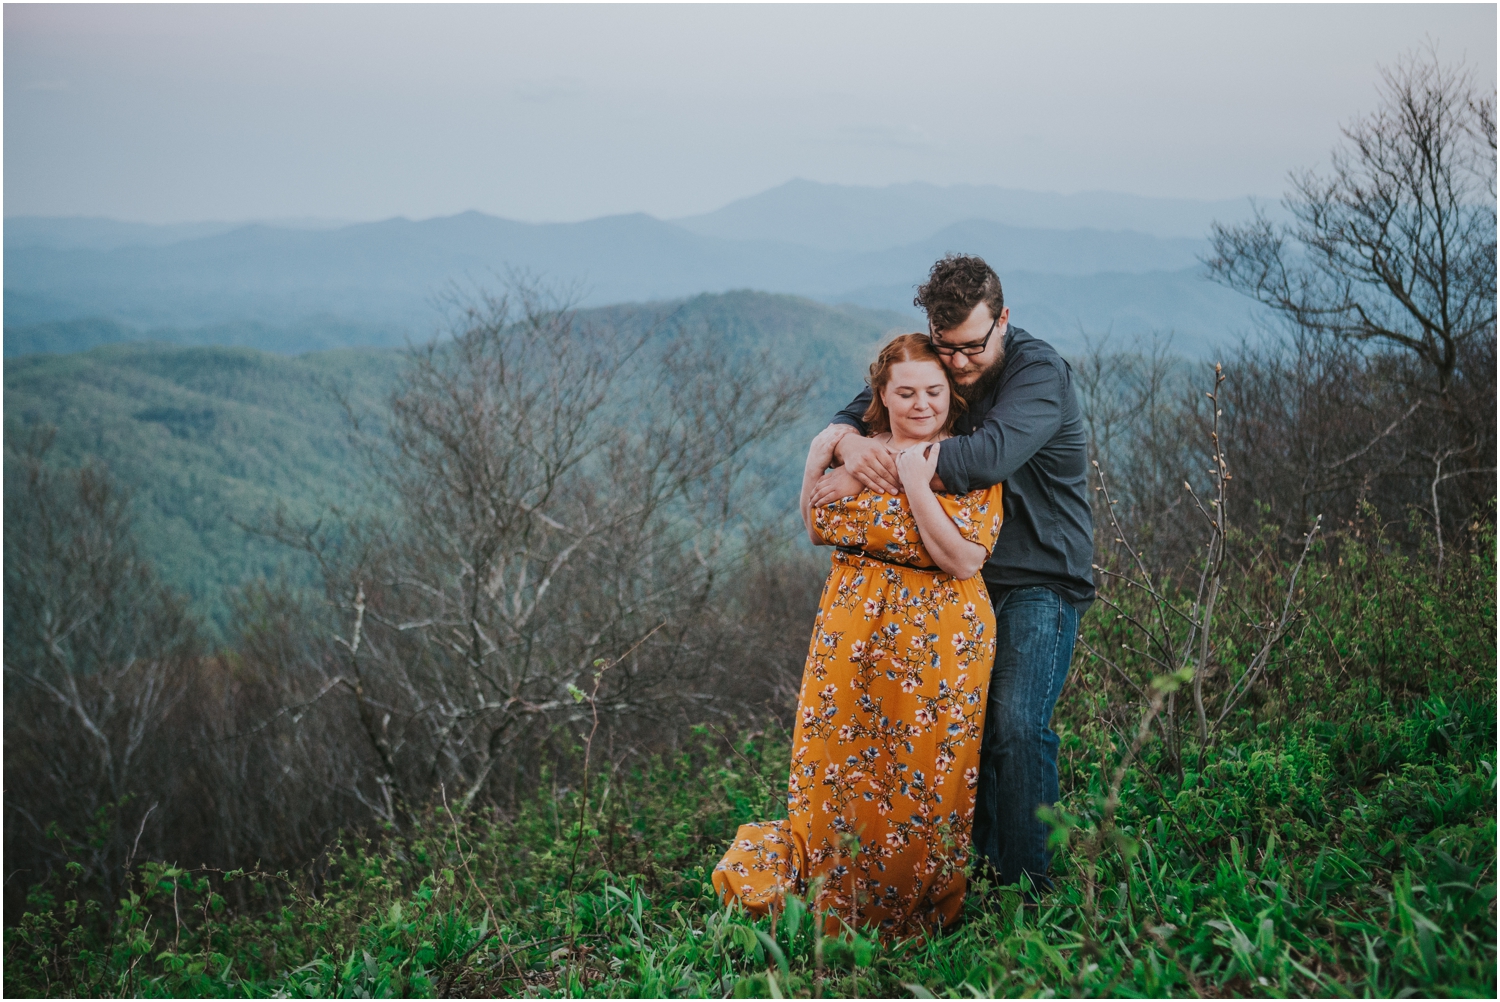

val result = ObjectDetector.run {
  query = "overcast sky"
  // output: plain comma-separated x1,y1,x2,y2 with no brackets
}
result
5,4,1495,224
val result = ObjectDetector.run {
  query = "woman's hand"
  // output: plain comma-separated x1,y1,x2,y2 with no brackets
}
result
894,441,986,578
895,441,941,495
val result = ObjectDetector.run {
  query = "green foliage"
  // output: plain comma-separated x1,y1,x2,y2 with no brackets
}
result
6,527,1494,998
3,343,403,636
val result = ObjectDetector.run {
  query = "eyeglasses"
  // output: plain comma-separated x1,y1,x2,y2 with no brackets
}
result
927,315,999,357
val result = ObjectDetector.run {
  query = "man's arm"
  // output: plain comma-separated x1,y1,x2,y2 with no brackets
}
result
935,357,1067,494
831,387,873,432
800,427,844,545
821,386,901,496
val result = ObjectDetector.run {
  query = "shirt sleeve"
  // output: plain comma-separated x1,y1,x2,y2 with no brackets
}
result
935,357,1066,493
830,386,873,432
936,484,1004,555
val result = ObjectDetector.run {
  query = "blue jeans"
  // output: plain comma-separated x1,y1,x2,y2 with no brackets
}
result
971,586,1080,893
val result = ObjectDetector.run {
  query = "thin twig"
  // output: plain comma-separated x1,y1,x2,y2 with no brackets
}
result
1213,515,1322,731
188,676,348,749
439,783,524,986
124,802,158,877
1325,399,1423,470
1078,637,1149,701
561,620,666,990
565,621,667,894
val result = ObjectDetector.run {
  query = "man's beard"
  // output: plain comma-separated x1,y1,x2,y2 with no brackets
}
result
955,348,1005,406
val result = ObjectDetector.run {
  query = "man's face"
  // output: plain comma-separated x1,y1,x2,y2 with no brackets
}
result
930,303,1009,387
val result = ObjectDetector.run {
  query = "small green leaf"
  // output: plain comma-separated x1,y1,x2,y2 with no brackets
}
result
754,928,789,976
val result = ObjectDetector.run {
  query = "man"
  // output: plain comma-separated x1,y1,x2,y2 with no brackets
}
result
811,253,1093,894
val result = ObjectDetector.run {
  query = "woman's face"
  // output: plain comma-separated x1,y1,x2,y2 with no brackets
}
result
880,358,951,440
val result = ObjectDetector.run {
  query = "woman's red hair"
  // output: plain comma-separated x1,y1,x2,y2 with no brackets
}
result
860,332,966,435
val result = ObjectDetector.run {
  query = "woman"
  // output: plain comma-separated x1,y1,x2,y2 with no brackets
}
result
713,333,1002,938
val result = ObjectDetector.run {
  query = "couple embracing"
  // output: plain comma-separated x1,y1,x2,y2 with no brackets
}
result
713,254,1095,937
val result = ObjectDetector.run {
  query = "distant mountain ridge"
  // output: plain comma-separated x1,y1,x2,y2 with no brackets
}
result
3,215,350,252
4,181,1266,357
5,213,1207,308
672,178,1263,248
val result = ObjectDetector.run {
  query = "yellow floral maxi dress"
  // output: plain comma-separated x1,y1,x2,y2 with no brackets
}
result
713,485,1003,937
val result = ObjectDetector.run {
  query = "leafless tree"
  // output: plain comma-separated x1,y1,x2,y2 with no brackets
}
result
155,580,372,889
4,429,199,899
267,283,813,820
4,283,826,906
1206,48,1496,393
1205,48,1496,548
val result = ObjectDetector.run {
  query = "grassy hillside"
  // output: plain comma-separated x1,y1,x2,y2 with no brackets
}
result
7,525,1493,998
3,292,908,636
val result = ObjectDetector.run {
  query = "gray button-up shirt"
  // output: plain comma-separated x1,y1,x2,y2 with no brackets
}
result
831,325,1096,610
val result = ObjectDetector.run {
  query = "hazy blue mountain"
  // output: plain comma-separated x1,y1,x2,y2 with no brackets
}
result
673,178,1263,249
832,268,1263,357
813,220,1209,304
4,217,243,252
4,212,833,329
2,215,350,252
853,218,1207,276
6,210,1256,354
4,317,136,356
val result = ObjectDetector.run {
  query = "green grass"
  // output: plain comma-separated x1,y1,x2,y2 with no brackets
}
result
6,527,1494,998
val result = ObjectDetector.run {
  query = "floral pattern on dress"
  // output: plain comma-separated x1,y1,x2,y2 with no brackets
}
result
712,484,1002,938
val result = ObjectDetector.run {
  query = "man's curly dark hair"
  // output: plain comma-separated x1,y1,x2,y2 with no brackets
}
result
914,254,1004,333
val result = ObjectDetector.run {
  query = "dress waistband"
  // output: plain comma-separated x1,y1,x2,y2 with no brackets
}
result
835,545,917,570
833,546,975,585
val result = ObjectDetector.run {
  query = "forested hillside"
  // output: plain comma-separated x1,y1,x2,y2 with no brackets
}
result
5,344,400,633
3,291,906,633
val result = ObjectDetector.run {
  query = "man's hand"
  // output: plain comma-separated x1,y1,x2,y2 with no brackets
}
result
809,467,863,507
834,433,901,495
805,425,845,475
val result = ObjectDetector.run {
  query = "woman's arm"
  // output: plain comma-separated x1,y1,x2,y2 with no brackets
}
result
800,427,844,545
895,442,988,579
